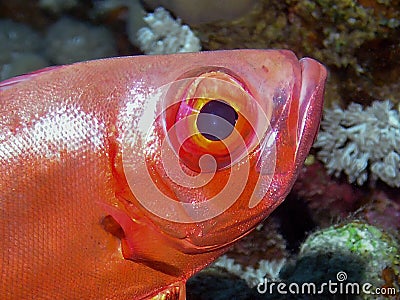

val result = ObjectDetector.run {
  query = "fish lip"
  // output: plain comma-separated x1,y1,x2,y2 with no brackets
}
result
295,58,327,159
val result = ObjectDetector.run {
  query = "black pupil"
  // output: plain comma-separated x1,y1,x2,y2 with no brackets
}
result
196,100,238,141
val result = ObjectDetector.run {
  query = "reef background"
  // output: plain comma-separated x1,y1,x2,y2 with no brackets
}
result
1,0,399,299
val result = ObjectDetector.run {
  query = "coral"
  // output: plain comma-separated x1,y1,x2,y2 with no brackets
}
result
194,0,400,67
187,266,255,300
185,217,289,298
286,0,400,104
45,17,117,64
136,7,201,54
91,0,147,47
0,19,42,53
288,0,400,69
0,16,120,78
355,190,400,234
91,0,131,14
0,19,49,80
212,255,286,288
193,1,289,51
125,0,147,46
281,221,400,299
1,52,49,80
226,216,289,266
39,0,78,13
0,2,52,28
291,159,364,227
0,16,120,79
203,217,288,288
314,100,400,187
192,0,400,107
142,0,258,24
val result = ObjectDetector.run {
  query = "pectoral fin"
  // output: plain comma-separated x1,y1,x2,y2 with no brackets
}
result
99,203,182,277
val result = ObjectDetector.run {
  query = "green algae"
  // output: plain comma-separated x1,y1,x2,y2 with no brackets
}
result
281,221,400,299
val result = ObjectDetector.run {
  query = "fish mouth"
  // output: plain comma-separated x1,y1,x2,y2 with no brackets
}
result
295,58,327,161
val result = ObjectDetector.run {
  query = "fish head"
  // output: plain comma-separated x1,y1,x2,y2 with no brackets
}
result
115,49,327,254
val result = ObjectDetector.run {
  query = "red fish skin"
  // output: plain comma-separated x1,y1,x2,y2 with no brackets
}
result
0,50,327,299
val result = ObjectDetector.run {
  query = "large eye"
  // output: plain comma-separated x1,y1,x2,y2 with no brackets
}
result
163,69,267,173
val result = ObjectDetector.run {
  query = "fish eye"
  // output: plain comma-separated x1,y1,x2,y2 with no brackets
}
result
196,100,238,141
162,68,266,172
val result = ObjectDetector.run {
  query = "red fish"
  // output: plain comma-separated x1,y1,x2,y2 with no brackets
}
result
0,50,326,299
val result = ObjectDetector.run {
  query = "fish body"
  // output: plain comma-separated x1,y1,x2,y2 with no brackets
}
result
0,50,327,299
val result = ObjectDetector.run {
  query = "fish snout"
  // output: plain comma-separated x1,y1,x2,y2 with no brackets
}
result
295,58,327,165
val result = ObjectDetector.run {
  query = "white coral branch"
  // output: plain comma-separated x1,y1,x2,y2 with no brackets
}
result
314,100,400,187
137,7,201,55
213,255,286,288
